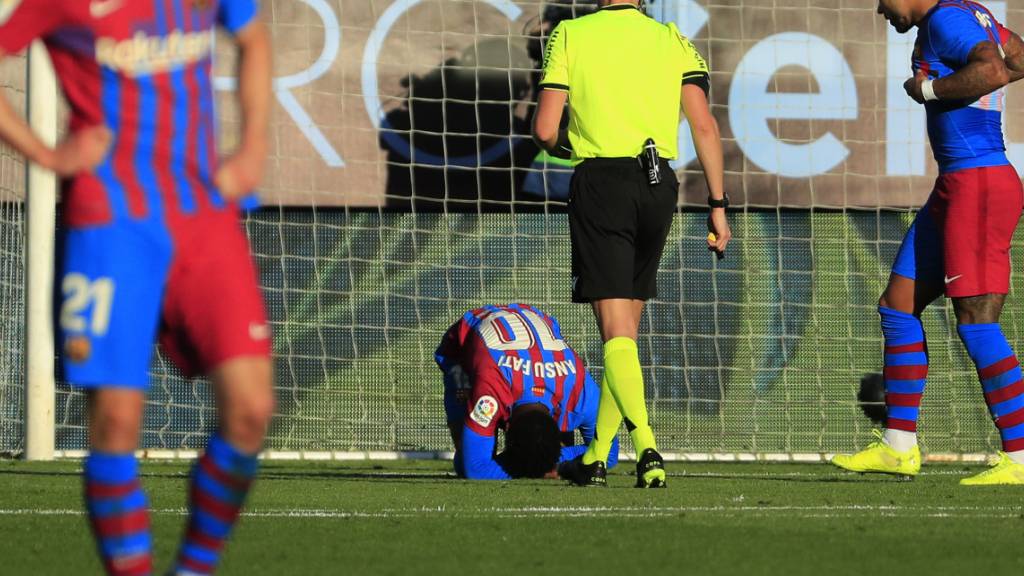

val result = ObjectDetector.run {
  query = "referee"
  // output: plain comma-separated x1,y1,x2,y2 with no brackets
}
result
532,0,730,488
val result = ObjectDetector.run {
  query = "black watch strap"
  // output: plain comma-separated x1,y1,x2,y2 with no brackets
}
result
708,195,729,209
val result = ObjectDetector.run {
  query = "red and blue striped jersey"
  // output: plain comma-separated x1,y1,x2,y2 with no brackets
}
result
0,0,258,227
435,304,599,438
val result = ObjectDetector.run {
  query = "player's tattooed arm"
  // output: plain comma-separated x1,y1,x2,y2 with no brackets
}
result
1001,28,1024,83
906,41,1010,103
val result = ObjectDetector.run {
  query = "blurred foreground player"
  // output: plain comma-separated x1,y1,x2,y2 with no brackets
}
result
833,0,1024,484
0,1,275,573
436,304,618,481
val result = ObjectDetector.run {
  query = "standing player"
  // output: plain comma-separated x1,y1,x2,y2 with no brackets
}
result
531,0,731,487
833,0,1024,484
0,1,274,573
436,304,618,481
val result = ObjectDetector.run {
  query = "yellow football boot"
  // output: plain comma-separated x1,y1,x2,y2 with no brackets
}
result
831,429,921,477
960,452,1024,486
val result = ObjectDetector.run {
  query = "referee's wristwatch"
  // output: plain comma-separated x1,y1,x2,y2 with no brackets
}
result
708,195,729,209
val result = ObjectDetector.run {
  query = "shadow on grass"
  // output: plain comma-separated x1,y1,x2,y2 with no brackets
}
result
257,470,456,483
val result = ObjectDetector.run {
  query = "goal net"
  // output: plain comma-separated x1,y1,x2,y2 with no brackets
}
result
0,51,26,456
0,49,26,453
3,0,1024,459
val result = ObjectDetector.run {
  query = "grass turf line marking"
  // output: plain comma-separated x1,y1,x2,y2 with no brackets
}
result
664,469,971,478
2,504,1021,520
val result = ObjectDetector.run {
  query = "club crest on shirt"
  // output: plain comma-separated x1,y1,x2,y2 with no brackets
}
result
64,335,91,364
470,395,498,427
0,0,24,26
191,0,213,9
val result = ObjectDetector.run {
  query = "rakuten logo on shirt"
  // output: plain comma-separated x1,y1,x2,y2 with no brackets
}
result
96,30,213,76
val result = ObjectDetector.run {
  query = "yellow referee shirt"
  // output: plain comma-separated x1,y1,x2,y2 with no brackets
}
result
539,3,709,162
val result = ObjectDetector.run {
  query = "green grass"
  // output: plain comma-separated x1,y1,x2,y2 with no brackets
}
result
2,460,1023,575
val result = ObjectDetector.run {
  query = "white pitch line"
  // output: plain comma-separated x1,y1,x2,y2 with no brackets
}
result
1,504,1020,521
0,468,981,480
263,471,455,478
281,468,977,479
665,470,972,477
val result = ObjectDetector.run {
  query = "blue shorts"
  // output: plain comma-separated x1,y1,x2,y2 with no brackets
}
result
891,199,944,287
57,222,173,389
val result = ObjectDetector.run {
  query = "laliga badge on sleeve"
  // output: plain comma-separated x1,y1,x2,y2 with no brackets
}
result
469,395,498,427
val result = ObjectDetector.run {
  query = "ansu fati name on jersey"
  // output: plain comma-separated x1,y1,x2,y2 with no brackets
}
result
96,29,213,76
496,355,578,378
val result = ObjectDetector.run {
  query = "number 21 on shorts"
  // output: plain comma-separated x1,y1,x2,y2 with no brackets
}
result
60,273,116,337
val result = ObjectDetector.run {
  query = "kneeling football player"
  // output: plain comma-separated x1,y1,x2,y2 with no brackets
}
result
436,304,618,480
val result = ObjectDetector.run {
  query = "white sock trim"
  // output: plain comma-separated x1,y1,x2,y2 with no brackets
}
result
883,429,918,452
1005,450,1024,465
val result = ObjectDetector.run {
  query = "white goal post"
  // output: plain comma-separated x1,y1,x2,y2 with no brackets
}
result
23,40,57,461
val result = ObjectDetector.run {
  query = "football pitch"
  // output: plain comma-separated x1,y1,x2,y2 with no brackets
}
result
2,460,1022,575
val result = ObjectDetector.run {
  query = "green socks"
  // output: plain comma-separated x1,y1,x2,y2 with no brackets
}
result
582,374,622,465
583,337,657,464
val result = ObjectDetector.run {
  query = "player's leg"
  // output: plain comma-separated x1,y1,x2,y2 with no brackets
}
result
85,390,151,576
579,373,621,462
877,273,943,451
580,298,635,471
211,357,276,453
945,166,1024,484
579,298,645,468
568,160,637,479
173,356,273,575
617,172,679,488
163,211,274,574
954,294,1024,483
587,298,659,458
58,224,172,576
833,199,944,476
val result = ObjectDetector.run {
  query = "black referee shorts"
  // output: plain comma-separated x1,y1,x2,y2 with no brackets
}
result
568,158,678,303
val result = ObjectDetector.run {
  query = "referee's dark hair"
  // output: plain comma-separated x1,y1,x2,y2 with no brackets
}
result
503,406,562,478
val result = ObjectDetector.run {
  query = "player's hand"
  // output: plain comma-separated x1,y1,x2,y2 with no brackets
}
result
546,129,573,160
707,208,731,258
903,69,928,104
45,125,113,177
215,144,266,200
543,468,559,479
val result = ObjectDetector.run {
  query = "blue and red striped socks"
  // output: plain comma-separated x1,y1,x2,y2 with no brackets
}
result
175,434,259,575
879,306,928,450
958,323,1024,463
84,452,152,576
